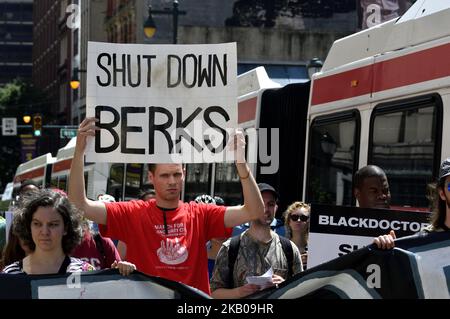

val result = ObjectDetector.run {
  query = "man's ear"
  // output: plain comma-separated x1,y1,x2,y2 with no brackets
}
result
148,171,154,184
438,187,446,201
354,188,360,200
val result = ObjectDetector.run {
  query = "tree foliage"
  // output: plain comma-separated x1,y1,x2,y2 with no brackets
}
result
0,80,48,193
0,79,47,117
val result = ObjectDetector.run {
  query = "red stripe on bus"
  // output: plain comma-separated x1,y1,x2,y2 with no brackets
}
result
311,42,450,106
373,43,450,92
52,158,72,173
311,65,373,106
238,97,257,123
14,167,45,182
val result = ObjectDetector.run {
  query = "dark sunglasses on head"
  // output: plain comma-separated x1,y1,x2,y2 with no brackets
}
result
290,214,309,222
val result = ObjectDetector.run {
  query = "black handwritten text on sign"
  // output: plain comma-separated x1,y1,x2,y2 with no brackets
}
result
96,53,227,88
94,105,229,155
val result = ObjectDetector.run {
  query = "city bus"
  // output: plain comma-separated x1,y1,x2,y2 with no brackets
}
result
303,1,450,210
13,153,56,190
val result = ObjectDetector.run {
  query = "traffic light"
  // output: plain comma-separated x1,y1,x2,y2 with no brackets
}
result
33,114,42,136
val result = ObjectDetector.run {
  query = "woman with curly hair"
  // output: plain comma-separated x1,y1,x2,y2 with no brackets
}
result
284,201,310,269
2,189,96,274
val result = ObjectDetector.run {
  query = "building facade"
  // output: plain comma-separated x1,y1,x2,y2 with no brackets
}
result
75,0,107,123
0,0,33,85
32,0,60,120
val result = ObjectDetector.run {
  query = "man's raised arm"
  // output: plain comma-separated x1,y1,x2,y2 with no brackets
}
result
224,130,264,228
68,117,107,225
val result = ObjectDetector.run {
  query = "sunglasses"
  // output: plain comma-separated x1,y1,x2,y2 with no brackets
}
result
290,214,309,222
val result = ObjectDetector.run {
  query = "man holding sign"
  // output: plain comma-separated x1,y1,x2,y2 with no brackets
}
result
68,119,263,295
68,42,264,295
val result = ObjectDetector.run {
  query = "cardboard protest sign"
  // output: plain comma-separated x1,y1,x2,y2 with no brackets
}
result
86,42,237,163
308,204,431,268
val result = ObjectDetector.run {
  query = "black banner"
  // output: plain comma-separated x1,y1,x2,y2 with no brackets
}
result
0,269,208,299
252,231,450,299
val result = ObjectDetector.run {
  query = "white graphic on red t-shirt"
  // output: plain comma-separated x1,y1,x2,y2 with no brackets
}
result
157,238,188,265
154,223,186,237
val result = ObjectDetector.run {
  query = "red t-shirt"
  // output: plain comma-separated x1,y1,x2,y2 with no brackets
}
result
99,199,231,295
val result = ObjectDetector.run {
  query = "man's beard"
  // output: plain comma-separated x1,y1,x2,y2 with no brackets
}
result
254,217,273,228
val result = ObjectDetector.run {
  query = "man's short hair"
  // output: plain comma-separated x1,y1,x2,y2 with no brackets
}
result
147,163,184,174
18,180,39,194
353,165,387,190
139,189,156,200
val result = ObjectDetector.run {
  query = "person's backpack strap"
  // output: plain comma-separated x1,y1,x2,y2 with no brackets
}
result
93,233,107,267
227,235,241,288
279,236,294,278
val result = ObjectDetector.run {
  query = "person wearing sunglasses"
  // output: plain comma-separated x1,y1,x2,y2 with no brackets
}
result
373,157,450,249
284,201,310,269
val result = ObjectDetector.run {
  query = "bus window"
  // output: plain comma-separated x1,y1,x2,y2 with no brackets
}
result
58,175,67,192
306,111,360,206
214,163,242,206
184,163,211,202
107,163,125,201
369,95,442,209
50,177,58,189
124,163,143,200
142,164,150,186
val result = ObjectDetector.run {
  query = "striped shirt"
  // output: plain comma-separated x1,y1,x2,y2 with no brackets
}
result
2,256,95,274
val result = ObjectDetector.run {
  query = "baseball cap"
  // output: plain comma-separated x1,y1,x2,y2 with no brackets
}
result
194,194,216,204
439,157,450,180
257,183,279,199
97,194,116,203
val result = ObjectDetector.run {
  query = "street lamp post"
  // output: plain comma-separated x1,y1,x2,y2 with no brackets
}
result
70,67,87,124
307,58,324,80
70,67,87,90
143,0,187,44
